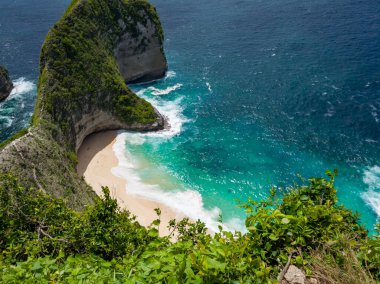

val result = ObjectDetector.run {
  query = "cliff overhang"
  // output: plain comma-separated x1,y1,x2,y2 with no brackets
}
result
0,0,167,209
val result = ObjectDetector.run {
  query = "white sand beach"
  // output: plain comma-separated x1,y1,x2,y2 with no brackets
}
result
77,130,185,236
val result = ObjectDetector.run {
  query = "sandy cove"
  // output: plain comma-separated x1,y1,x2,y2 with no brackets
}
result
77,130,184,236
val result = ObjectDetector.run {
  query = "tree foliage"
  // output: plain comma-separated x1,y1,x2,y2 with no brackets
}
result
0,172,379,283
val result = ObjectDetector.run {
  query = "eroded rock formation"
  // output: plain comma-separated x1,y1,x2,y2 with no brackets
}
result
0,66,13,101
0,0,167,209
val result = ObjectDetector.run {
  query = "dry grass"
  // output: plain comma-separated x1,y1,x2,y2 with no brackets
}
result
309,235,375,284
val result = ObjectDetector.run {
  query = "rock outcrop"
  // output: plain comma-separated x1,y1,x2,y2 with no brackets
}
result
0,0,167,210
115,16,167,83
284,265,306,284
0,66,13,101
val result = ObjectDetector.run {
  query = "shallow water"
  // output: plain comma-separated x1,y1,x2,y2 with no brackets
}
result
1,0,379,232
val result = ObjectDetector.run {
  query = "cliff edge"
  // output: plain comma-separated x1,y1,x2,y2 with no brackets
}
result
0,0,167,210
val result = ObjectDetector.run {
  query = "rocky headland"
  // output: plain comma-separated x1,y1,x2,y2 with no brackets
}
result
0,66,13,101
0,0,167,210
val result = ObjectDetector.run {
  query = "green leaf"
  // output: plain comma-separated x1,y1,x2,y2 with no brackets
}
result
300,195,309,201
269,234,279,241
281,218,290,224
31,261,42,271
295,256,303,265
148,228,159,238
152,219,160,226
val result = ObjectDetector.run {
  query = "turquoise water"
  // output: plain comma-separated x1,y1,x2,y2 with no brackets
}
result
1,0,380,231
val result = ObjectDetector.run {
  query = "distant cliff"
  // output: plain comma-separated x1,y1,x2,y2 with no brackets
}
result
0,66,13,101
0,0,167,209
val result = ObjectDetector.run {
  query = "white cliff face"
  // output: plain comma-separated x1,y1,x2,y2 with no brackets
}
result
114,15,167,83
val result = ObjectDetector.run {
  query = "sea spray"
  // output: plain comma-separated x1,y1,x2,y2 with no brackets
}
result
0,78,36,129
165,70,176,79
112,132,224,233
111,82,246,232
136,88,189,139
362,166,380,219
144,83,183,96
0,78,35,105
0,116,12,128
8,78,35,100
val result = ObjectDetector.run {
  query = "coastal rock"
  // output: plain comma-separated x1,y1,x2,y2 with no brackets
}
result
306,278,318,284
0,65,13,101
284,265,306,284
0,0,167,209
114,15,167,83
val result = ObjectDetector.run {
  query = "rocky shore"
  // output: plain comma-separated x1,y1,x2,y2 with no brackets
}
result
0,0,167,210
0,65,13,101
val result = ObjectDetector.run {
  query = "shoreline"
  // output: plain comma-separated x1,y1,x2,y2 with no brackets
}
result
77,130,185,236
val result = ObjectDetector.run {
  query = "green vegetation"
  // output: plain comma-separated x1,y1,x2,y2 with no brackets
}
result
35,0,162,142
1,0,378,282
0,0,166,210
1,171,379,283
0,66,10,80
0,128,28,150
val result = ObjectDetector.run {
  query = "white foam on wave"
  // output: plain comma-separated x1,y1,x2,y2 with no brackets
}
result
8,77,35,99
165,70,176,79
1,77,35,106
135,88,188,140
324,107,335,117
206,82,213,93
112,132,227,233
0,116,12,128
146,83,183,96
369,104,379,123
0,78,36,128
111,83,246,232
362,166,380,218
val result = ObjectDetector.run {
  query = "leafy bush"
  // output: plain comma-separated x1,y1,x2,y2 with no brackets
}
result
0,174,154,262
0,172,379,283
35,0,161,137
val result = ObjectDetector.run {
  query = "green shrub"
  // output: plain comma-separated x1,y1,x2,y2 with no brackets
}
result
0,172,379,283
0,128,28,149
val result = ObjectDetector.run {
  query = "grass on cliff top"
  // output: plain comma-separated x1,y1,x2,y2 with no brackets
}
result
33,0,163,132
0,171,379,283
0,128,28,150
0,65,11,80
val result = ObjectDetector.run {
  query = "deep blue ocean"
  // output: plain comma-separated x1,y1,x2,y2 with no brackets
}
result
1,0,380,232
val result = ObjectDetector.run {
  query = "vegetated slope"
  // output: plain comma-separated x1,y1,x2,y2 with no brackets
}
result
0,0,167,210
0,171,379,283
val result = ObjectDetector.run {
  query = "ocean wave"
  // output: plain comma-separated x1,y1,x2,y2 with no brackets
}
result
136,86,188,139
362,166,380,218
206,82,213,93
114,83,246,232
112,133,221,232
0,116,12,128
324,106,335,117
147,83,183,96
0,78,35,128
165,70,176,79
369,104,379,123
8,77,35,99
1,78,35,107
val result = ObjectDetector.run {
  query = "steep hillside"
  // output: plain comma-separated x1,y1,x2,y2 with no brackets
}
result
0,0,167,209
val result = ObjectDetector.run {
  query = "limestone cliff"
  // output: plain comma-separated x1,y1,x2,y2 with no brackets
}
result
0,0,167,210
0,66,13,101
114,15,167,83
